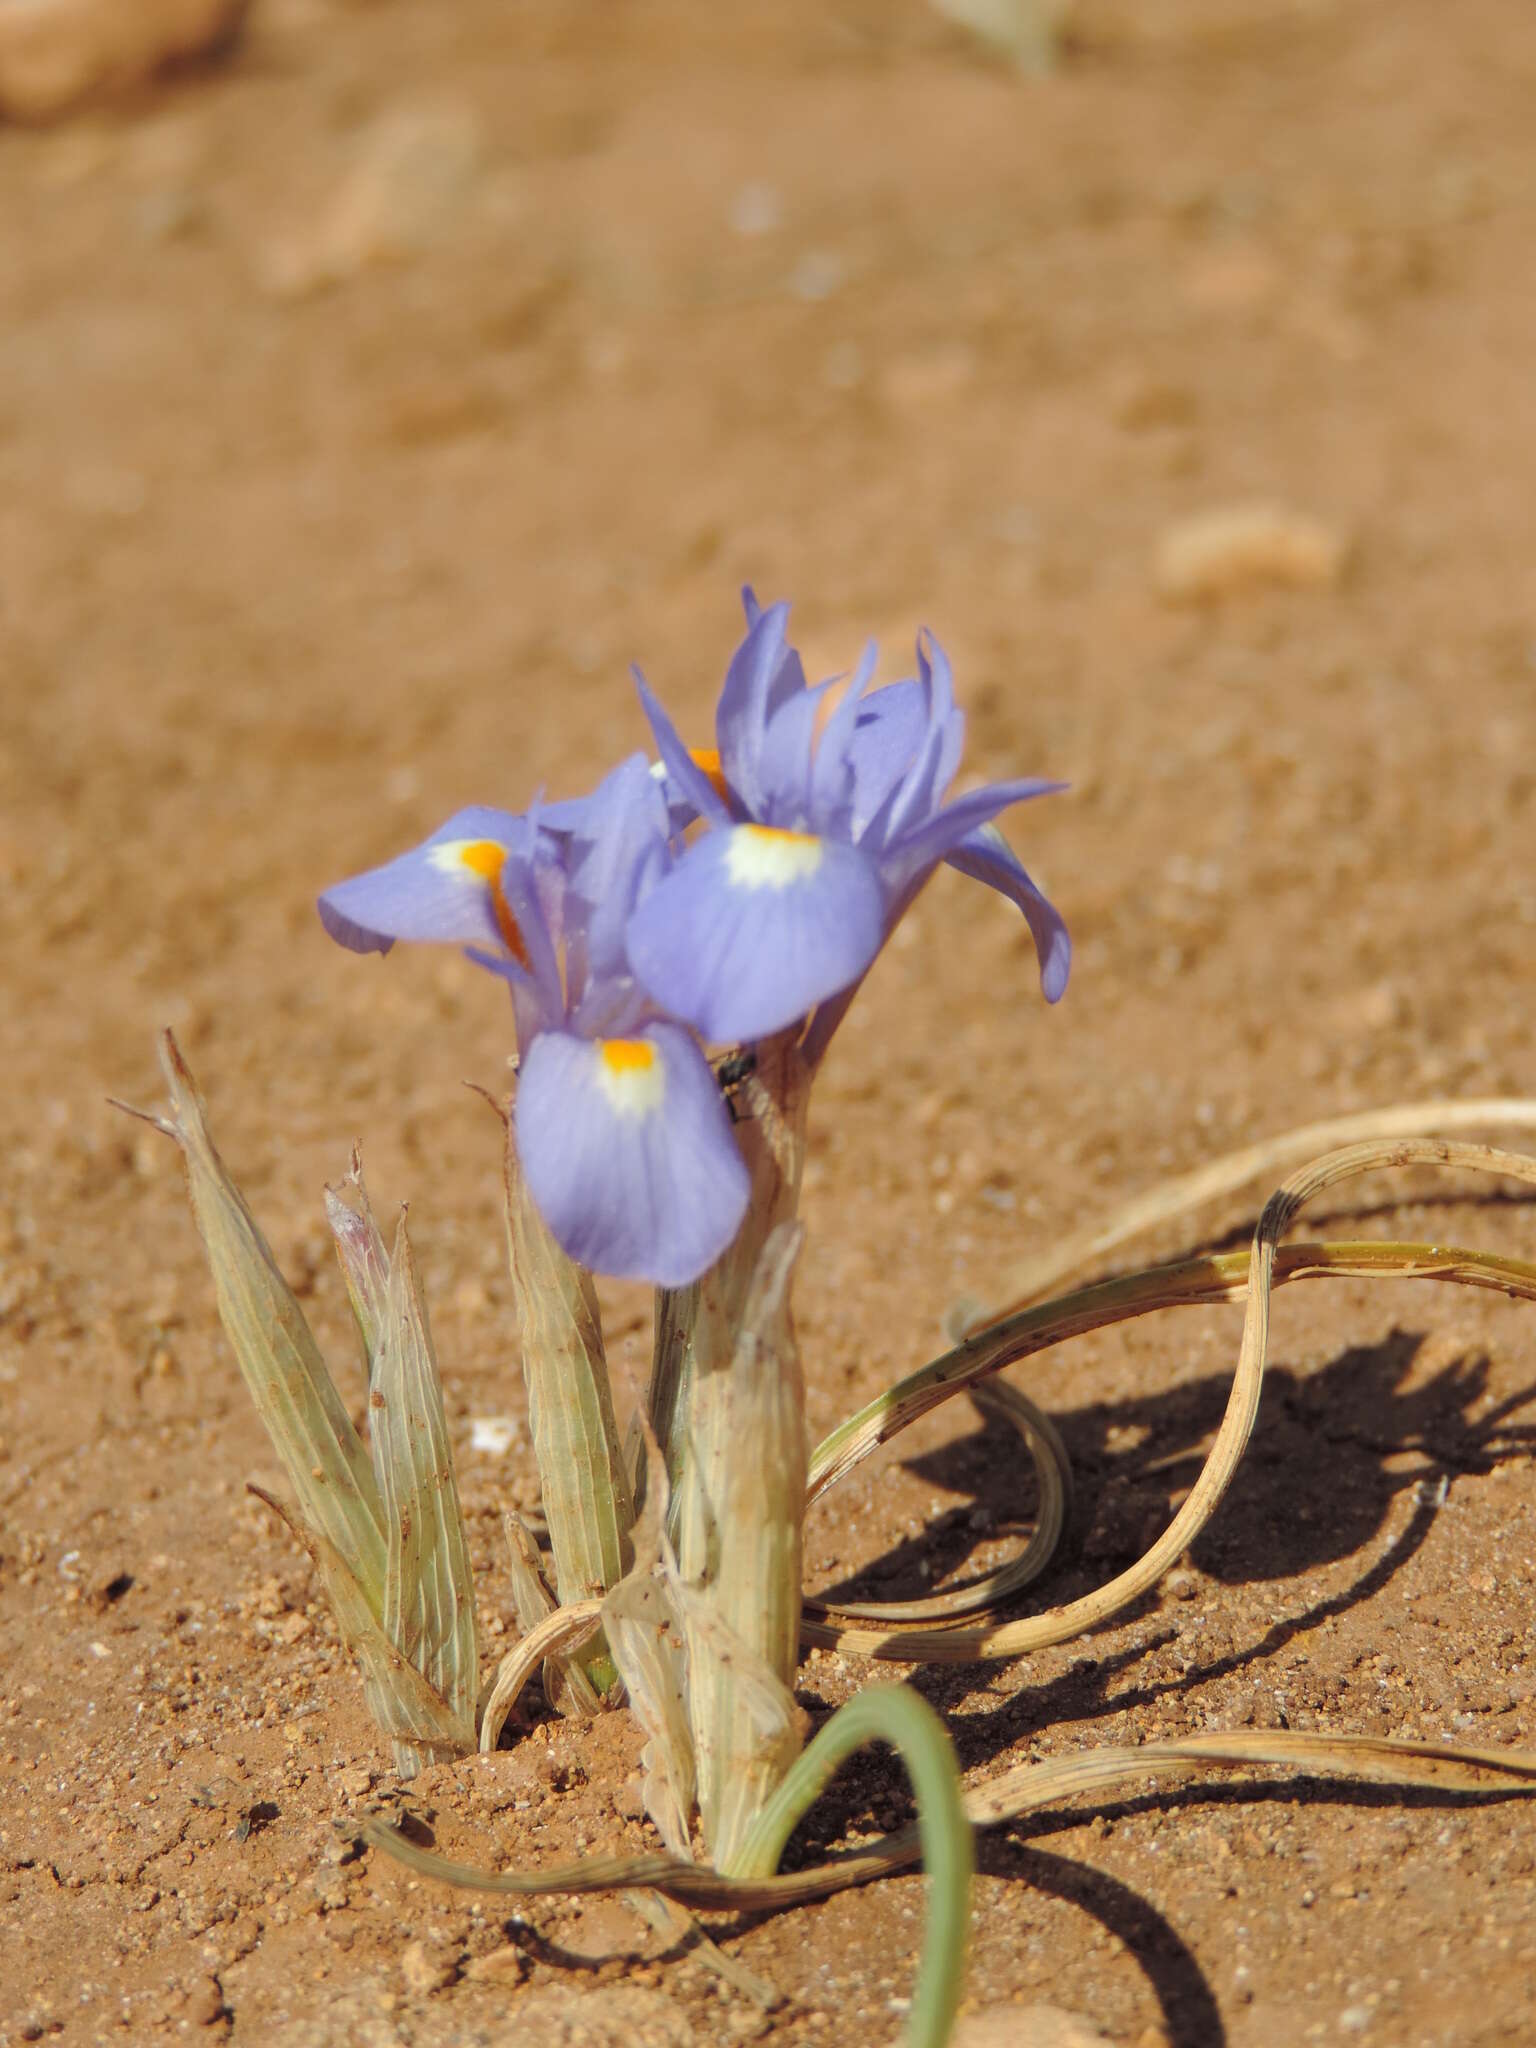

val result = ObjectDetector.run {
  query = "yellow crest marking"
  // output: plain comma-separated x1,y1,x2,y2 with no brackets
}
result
595,1037,665,1116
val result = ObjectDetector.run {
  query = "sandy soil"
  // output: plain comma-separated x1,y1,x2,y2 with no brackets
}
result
2,2,1535,2042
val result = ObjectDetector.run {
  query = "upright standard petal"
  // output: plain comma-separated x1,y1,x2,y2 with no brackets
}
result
807,641,878,829
634,671,734,828
318,806,530,960
626,823,885,1042
715,600,806,816
868,632,966,851
561,751,673,981
515,1024,750,1286
845,678,928,839
944,821,1072,1003
756,674,840,825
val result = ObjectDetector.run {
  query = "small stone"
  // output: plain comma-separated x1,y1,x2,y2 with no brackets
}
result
0,0,250,124
259,106,481,300
1235,1689,1287,1730
470,1416,518,1457
952,2006,1113,2047
400,1939,458,1996
336,1766,373,1799
1165,1569,1199,1602
184,1975,226,2026
728,180,782,236
612,1773,647,1822
464,1947,528,1986
561,1898,647,1963
309,1867,348,1913
788,249,845,303
1154,503,1350,601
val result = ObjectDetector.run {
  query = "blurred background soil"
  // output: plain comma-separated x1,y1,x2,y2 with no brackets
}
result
2,2,1535,2042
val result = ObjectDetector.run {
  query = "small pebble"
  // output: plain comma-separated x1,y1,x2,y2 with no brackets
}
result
259,105,481,300
951,2004,1112,2046
464,1947,528,1985
0,0,247,122
729,181,782,236
613,1773,648,1822
1155,503,1350,601
309,1867,348,1913
183,1975,226,2027
400,1939,458,1995
470,1416,518,1456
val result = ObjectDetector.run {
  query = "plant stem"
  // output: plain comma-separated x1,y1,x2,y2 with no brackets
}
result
733,1683,973,2048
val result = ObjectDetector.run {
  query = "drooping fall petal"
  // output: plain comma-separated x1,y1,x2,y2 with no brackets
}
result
626,824,886,1042
515,1024,750,1287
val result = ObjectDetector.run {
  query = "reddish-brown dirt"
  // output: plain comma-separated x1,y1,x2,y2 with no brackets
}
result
2,2,1534,2042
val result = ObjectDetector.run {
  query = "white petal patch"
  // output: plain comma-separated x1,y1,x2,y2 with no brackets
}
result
427,838,504,883
723,824,825,891
593,1038,667,1118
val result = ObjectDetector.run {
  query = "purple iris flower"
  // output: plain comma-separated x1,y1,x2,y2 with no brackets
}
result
318,756,750,1288
625,592,1070,1044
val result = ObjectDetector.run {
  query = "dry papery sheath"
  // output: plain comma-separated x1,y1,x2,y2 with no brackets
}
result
143,1032,477,1776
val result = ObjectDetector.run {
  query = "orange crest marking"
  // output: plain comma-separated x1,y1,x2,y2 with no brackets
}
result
456,840,530,970
600,1038,657,1075
688,747,732,804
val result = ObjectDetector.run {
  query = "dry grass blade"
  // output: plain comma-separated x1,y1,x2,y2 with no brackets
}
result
479,1600,604,1753
804,1378,1072,1625
805,1141,1536,1661
601,1416,695,1855
972,1096,1536,1327
963,1727,1536,1829
325,1156,391,1374
364,1722,1536,1912
625,1890,783,2008
809,1238,1536,1518
499,1511,603,1720
371,1213,479,1755
250,1486,469,1766
504,1121,634,1609
684,1222,808,1871
604,1566,695,1853
360,1811,901,1910
119,1033,385,1594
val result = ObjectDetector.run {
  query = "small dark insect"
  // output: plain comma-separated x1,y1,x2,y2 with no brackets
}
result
716,1048,756,1090
716,1047,757,1123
